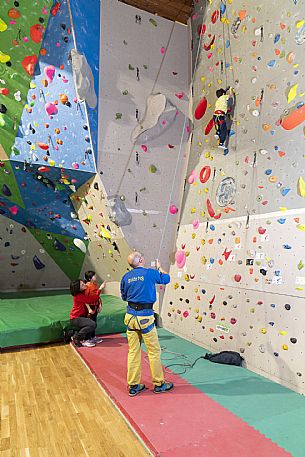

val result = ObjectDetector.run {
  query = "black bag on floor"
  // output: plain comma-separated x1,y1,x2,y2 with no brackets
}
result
204,351,244,366
63,328,76,344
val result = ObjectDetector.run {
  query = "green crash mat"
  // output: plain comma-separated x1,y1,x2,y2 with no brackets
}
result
0,291,127,349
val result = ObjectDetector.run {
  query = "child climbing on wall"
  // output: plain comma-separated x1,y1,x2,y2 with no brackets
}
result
214,86,235,149
84,270,106,344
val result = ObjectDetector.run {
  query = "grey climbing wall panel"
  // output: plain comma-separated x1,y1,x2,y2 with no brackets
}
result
98,0,191,268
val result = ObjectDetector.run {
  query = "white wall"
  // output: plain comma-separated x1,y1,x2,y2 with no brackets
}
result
98,0,191,268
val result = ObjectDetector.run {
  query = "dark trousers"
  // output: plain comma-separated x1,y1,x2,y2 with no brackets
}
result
70,317,96,341
214,114,227,144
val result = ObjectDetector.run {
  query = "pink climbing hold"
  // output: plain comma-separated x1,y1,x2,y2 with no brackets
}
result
45,102,58,116
183,310,189,318
160,47,165,54
72,162,79,169
169,204,178,214
9,206,18,216
44,65,55,83
175,91,184,99
141,145,147,152
175,250,186,269
234,274,242,283
258,226,266,234
192,219,200,229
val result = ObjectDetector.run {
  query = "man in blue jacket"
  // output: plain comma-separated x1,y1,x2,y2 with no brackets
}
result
120,251,174,396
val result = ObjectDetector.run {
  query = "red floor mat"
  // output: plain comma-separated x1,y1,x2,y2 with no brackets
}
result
76,334,292,457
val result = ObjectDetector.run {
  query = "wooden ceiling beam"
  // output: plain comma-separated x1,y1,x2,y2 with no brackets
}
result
119,0,192,24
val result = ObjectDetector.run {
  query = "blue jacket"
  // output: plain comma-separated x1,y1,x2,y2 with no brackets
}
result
120,267,170,304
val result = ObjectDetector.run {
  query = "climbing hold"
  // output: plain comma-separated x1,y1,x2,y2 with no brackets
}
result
149,164,157,173
199,166,211,184
37,142,49,150
0,18,7,32
211,10,220,24
60,94,68,104
192,219,200,229
54,239,66,251
8,8,20,18
33,255,45,270
234,274,241,283
73,238,86,253
287,84,298,104
2,184,12,197
30,24,44,43
44,65,55,83
280,104,305,130
21,55,38,77
205,118,215,135
169,205,178,214
194,97,207,120
0,104,7,114
297,176,305,197
45,102,58,116
0,88,9,96
175,250,186,269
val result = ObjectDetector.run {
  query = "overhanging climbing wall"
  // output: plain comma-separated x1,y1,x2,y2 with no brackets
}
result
161,0,305,394
0,0,100,290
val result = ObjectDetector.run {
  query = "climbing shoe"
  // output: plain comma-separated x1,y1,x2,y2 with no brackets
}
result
129,384,146,397
153,382,174,394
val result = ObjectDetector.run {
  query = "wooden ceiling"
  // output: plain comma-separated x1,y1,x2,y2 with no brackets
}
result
119,0,193,24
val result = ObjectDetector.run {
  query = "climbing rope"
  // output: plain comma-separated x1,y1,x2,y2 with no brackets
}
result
156,11,210,260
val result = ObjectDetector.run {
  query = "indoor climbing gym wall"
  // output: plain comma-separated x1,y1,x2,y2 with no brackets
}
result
98,0,191,269
0,0,101,290
161,0,305,394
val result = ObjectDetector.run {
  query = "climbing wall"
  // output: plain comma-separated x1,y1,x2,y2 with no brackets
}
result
0,0,100,290
161,0,305,394
98,0,191,269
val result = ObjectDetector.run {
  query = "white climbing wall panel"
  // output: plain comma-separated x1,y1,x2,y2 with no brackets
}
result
98,0,191,268
162,0,305,394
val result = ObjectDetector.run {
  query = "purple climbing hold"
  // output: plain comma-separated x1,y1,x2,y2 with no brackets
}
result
33,255,45,270
2,184,12,196
54,238,66,251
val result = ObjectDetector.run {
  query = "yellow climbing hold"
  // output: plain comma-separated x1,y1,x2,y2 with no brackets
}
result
191,207,196,213
282,344,288,350
174,283,179,289
0,18,8,32
30,82,36,89
279,207,287,212
201,76,206,82
0,51,10,63
287,83,298,104
191,233,196,239
296,20,305,28
197,316,202,323
201,239,205,245
261,328,267,334
185,251,190,257
194,308,199,313
204,187,209,193
298,176,305,197
99,226,111,239
184,274,190,282
48,159,55,166
297,224,305,231
201,210,205,217
279,330,287,336
201,256,207,264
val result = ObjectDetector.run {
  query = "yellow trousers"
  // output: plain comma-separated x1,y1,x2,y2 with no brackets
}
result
124,312,164,387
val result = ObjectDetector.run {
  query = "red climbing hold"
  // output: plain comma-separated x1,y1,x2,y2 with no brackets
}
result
234,274,242,283
21,55,37,77
206,199,215,218
199,166,211,184
30,24,44,43
204,35,215,51
0,88,9,96
194,97,207,120
51,1,61,16
211,10,220,24
205,118,215,135
37,142,49,150
197,24,206,36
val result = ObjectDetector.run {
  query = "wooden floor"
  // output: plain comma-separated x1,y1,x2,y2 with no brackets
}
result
0,344,150,457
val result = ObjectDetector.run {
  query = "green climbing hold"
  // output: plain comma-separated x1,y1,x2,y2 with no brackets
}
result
122,90,129,95
149,18,157,27
128,64,135,70
115,113,122,120
149,164,157,173
298,260,304,270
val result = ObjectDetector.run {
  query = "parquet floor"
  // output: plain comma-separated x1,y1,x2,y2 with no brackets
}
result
0,344,150,457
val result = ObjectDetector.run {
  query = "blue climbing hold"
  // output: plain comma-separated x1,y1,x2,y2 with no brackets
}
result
267,59,276,68
281,187,290,196
283,244,292,249
277,218,286,224
210,225,215,231
220,2,226,15
274,33,280,44
265,169,272,175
